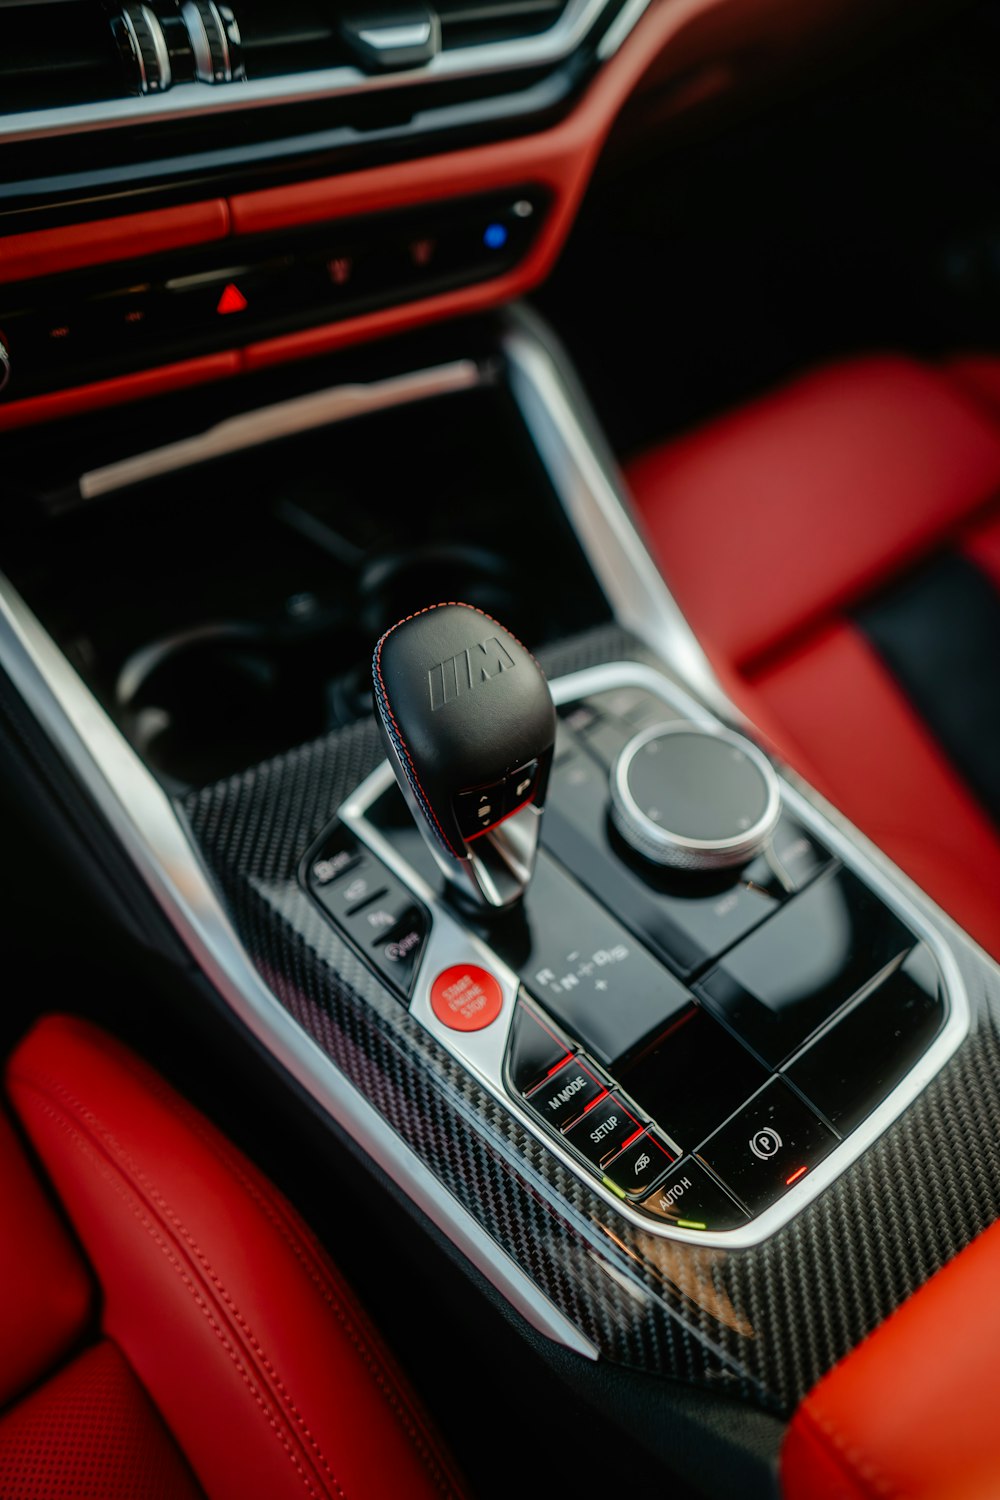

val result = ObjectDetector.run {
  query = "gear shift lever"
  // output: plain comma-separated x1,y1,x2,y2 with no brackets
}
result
373,603,556,912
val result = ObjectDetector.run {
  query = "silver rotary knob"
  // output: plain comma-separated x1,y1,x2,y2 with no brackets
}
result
610,722,781,872
0,332,10,396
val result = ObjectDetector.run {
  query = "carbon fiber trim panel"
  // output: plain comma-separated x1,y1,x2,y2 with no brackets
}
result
183,623,1000,1413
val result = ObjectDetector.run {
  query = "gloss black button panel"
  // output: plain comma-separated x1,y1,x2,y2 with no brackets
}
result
617,1005,768,1156
604,1130,676,1197
641,1159,750,1232
563,1093,645,1171
741,814,833,896
304,828,430,1000
786,943,946,1135
563,689,683,770
311,854,389,921
695,867,914,1067
374,906,430,992
695,1079,837,1216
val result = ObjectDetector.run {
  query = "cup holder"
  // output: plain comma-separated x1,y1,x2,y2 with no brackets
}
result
114,543,523,787
115,597,367,786
357,543,522,636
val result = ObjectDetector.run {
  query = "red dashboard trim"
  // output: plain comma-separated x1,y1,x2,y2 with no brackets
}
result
0,200,230,287
0,351,240,430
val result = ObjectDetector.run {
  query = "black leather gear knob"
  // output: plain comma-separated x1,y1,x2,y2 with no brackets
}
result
373,602,556,908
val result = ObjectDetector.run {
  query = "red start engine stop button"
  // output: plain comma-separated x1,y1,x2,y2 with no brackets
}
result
430,964,504,1032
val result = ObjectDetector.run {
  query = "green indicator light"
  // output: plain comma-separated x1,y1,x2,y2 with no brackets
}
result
603,1176,627,1200
677,1219,708,1230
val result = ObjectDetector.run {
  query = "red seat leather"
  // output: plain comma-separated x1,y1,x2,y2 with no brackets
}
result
781,1215,1000,1499
627,354,1000,958
1,1015,466,1500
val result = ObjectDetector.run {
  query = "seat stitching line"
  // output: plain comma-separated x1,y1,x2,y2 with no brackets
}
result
10,1069,346,1500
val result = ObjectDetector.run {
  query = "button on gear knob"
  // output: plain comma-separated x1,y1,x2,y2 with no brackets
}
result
373,602,556,911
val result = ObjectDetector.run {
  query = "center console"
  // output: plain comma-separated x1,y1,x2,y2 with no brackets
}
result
310,650,961,1247
0,307,996,1473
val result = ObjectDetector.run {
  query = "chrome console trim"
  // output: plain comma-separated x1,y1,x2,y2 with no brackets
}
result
501,307,732,716
342,660,971,1250
0,573,598,1360
0,0,648,144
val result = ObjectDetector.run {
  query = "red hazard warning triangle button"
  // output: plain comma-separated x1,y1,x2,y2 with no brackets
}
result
216,282,248,315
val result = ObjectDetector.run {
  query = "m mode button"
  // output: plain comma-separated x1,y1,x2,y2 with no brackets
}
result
525,1056,607,1131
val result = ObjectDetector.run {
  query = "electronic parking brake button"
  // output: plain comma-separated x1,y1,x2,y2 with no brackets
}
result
563,1094,644,1170
526,1056,607,1131
642,1160,749,1232
695,1079,837,1216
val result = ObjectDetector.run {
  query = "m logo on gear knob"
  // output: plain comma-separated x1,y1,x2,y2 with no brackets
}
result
428,636,516,710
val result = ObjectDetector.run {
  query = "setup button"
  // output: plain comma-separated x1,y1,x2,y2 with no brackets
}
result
563,1093,644,1170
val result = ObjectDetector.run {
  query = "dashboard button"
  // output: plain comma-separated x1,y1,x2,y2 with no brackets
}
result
430,964,503,1032
604,1130,675,1197
563,1094,644,1170
313,856,387,918
310,847,359,886
526,1055,607,1132
695,1079,837,1216
373,905,429,995
641,1159,749,1231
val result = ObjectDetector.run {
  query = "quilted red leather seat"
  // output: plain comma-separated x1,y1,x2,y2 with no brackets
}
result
0,1014,466,1500
627,354,1000,960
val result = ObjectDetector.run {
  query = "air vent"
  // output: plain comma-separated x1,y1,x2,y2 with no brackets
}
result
436,0,567,50
0,0,244,109
0,2,124,111
0,0,593,135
